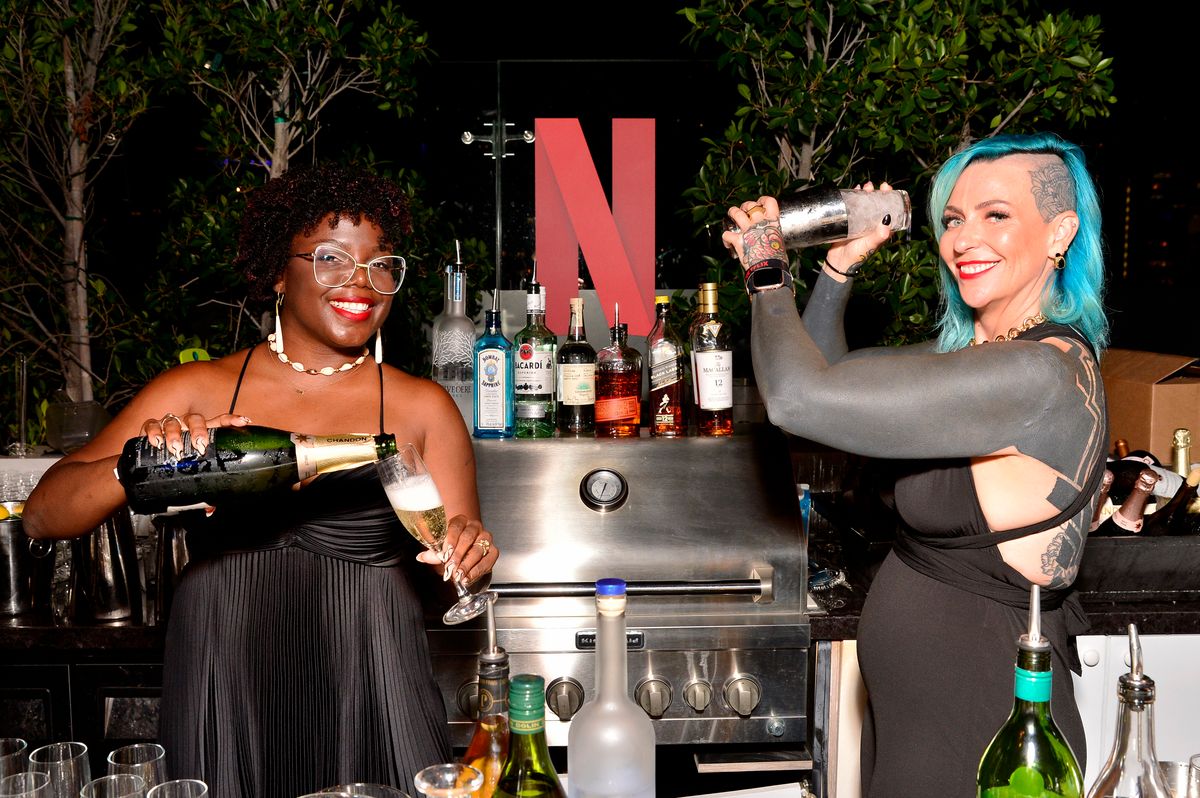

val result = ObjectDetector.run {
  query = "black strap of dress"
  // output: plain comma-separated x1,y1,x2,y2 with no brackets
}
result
229,343,386,433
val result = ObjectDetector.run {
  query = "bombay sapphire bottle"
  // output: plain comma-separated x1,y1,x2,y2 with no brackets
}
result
473,298,514,439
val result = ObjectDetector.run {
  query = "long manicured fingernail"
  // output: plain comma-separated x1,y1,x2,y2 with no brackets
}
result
169,441,184,457
195,435,209,451
443,562,456,582
239,416,252,424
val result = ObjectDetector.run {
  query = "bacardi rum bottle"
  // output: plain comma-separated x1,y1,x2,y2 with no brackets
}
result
514,278,556,439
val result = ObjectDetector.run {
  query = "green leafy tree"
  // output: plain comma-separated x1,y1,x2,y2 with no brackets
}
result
681,0,1116,346
0,0,153,435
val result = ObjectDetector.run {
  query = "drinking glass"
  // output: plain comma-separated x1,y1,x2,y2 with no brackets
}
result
376,446,494,624
106,744,166,788
81,775,146,798
322,786,409,798
27,742,90,798
0,739,27,779
145,781,207,798
0,772,51,798
1187,753,1200,798
412,765,482,798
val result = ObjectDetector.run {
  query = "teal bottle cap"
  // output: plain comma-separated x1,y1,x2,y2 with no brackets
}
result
508,673,546,724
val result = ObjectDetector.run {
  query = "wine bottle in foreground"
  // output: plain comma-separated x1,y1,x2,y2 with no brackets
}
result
977,585,1082,798
494,674,565,798
1086,624,1171,798
567,579,655,798
462,600,510,798
116,426,396,514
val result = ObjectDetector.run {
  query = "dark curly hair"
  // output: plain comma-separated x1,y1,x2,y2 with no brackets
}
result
234,163,412,301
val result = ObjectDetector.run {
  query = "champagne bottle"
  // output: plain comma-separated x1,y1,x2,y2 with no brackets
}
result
1113,439,1131,459
116,426,396,514
1092,470,1158,536
977,585,1083,798
462,599,510,798
1170,429,1192,478
1090,470,1115,532
474,299,515,439
494,674,566,798
557,297,597,437
1140,467,1200,536
595,304,643,439
646,296,687,437
431,240,475,426
689,283,733,437
514,270,556,439
1085,624,1172,798
567,579,655,798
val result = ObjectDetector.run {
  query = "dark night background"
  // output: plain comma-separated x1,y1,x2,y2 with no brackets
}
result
105,2,1197,357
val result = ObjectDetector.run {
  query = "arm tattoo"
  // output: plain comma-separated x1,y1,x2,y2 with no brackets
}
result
742,221,786,267
1029,161,1075,222
1039,338,1104,588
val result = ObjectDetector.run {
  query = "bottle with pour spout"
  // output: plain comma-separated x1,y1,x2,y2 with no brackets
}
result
1085,624,1171,798
431,240,475,426
462,597,509,798
977,584,1083,798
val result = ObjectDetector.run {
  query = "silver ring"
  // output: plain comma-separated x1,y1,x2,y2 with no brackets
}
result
160,414,183,428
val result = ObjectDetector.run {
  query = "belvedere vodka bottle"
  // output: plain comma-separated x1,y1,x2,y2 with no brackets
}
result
431,241,475,426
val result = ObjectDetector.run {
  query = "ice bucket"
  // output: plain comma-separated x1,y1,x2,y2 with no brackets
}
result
0,516,54,616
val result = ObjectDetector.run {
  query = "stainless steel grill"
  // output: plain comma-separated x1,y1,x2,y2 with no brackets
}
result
426,428,809,753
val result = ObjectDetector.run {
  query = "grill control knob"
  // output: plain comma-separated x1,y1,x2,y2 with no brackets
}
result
635,677,673,718
723,675,762,717
684,680,712,712
546,677,584,721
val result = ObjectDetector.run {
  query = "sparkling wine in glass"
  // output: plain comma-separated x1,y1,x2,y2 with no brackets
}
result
377,445,493,625
413,764,482,798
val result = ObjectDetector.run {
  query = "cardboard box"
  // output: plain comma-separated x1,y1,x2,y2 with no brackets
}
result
1101,348,1200,464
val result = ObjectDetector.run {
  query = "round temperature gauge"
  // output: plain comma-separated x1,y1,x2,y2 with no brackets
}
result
579,467,629,513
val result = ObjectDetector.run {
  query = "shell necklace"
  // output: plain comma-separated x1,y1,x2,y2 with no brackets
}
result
268,333,369,376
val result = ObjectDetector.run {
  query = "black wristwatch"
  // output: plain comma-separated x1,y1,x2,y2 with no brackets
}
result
745,260,794,296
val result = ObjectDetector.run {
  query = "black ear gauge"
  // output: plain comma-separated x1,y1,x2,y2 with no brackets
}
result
882,213,892,226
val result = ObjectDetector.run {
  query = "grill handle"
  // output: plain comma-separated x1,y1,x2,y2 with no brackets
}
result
492,576,770,601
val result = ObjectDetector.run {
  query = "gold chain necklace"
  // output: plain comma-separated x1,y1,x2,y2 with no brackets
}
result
268,333,369,376
968,314,1047,346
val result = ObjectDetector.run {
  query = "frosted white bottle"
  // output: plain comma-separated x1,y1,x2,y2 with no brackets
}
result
567,578,655,798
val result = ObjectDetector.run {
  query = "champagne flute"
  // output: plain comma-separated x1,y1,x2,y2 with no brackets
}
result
0,772,51,798
321,786,409,798
145,781,207,798
412,765,482,798
0,739,27,779
106,744,166,788
81,775,146,798
27,742,90,798
377,446,494,625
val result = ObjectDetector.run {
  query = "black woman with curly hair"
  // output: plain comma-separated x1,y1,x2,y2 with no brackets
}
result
24,164,496,796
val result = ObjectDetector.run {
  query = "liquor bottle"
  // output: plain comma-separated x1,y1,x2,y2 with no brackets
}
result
116,426,396,514
474,297,515,439
977,585,1083,798
567,579,655,798
689,283,733,437
1090,470,1115,532
595,303,643,439
557,297,597,437
462,599,510,798
494,674,566,798
1085,625,1172,798
514,274,556,439
1093,470,1158,536
1170,429,1192,478
647,296,687,437
431,240,475,426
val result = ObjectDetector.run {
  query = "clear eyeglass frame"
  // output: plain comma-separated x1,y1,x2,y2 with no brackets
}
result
293,244,407,295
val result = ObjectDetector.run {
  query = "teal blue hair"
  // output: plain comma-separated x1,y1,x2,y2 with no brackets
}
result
928,132,1108,353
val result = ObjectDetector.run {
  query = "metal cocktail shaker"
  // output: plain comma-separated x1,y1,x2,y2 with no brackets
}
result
725,185,912,248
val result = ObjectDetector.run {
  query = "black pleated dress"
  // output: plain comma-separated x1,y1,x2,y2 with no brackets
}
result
158,354,451,797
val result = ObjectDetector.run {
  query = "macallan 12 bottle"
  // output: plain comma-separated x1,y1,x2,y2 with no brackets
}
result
689,282,733,437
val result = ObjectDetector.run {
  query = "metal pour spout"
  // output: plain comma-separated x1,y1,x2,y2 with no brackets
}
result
1019,584,1050,651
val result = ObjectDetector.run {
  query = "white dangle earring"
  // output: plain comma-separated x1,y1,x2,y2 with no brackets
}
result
273,292,285,353
375,329,384,364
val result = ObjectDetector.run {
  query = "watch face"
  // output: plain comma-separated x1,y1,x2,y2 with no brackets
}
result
580,467,629,512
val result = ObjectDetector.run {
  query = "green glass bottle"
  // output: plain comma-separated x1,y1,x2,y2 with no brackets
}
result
494,674,565,798
977,586,1083,798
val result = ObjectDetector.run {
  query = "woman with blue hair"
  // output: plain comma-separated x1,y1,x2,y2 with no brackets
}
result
725,132,1108,796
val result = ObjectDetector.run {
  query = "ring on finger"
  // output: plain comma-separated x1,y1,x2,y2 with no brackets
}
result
160,413,183,428
745,204,766,217
475,538,492,553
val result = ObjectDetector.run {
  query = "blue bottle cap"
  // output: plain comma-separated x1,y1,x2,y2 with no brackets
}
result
596,578,626,596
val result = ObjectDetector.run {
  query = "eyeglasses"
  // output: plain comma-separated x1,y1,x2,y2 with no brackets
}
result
292,244,407,295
